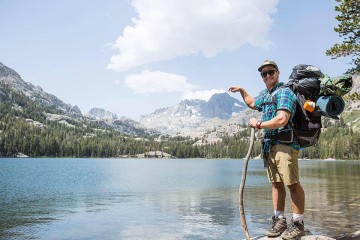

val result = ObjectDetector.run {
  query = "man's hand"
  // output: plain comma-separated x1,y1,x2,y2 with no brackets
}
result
248,118,259,128
228,86,256,110
228,86,243,93
248,110,290,130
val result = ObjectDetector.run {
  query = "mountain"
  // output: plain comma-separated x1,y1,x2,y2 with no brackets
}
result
1,61,359,142
139,75,360,138
139,92,247,135
1,61,360,159
0,62,82,117
345,74,360,111
204,92,246,118
0,62,157,137
87,107,119,120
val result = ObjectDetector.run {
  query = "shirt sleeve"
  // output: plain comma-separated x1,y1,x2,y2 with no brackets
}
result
275,88,297,115
254,97,262,111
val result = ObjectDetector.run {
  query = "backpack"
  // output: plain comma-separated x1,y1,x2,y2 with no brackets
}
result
273,64,324,148
271,64,350,148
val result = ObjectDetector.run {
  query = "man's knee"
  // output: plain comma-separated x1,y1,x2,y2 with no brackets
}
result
287,182,302,192
272,182,285,189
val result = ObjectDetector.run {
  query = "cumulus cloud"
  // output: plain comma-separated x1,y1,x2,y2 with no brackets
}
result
107,0,278,71
125,70,196,95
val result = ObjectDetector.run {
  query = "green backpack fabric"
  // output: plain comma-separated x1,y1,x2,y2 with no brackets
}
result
319,75,353,96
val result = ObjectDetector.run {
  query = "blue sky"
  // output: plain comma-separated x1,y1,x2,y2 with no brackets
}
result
0,0,350,119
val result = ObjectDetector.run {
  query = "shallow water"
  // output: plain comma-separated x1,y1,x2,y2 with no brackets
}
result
0,158,359,239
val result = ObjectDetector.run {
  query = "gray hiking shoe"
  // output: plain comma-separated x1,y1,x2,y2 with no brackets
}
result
265,216,287,237
281,218,305,240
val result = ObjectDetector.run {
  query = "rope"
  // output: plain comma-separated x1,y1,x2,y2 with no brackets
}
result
238,127,255,240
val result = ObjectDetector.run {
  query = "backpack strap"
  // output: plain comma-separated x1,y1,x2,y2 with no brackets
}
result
269,85,293,121
280,83,313,122
267,86,295,143
270,87,282,105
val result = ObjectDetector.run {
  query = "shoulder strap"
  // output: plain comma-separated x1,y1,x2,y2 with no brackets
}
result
270,85,286,106
269,86,296,130
273,84,313,122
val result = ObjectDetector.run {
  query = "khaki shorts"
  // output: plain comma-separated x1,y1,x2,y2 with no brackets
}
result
267,144,300,185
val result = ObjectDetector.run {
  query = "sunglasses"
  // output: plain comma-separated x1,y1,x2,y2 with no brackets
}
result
260,69,276,78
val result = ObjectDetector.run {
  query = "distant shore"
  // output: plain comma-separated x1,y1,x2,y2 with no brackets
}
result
3,153,359,161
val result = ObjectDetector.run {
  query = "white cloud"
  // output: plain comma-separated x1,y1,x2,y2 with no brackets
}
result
107,0,278,71
124,70,225,101
182,89,226,101
125,70,196,95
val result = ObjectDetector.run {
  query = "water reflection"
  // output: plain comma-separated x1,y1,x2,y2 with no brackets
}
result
0,158,359,239
299,160,360,236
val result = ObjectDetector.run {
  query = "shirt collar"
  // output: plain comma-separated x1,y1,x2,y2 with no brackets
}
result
266,82,284,95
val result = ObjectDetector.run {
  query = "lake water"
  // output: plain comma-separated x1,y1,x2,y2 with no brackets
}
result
0,158,359,240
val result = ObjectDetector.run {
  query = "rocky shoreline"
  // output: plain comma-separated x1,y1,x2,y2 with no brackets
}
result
253,229,360,240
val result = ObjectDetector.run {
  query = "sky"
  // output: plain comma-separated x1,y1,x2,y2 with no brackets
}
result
0,0,351,120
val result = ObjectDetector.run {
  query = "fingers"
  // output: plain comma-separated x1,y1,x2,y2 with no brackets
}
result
228,86,238,92
248,118,258,128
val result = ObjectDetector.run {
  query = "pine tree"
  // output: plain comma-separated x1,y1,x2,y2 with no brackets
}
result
326,0,360,74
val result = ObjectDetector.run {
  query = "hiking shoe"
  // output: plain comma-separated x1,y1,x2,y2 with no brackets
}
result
265,216,287,237
281,218,305,240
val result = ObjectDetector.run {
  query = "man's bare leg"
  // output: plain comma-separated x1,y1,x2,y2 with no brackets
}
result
273,182,286,213
288,182,305,214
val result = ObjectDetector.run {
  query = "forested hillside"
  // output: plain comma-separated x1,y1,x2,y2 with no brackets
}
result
0,82,259,158
0,101,261,158
1,93,359,159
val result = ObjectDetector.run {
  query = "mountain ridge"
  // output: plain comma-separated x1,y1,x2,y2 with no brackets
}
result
1,61,359,140
139,92,247,135
0,62,83,117
0,61,157,137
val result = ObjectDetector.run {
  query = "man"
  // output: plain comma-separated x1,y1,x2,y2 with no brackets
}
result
229,60,306,239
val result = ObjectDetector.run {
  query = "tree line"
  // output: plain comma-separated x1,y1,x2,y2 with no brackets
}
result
301,116,360,159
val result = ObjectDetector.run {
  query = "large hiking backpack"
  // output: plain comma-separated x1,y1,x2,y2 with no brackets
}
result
271,64,350,148
284,64,324,148
271,64,352,148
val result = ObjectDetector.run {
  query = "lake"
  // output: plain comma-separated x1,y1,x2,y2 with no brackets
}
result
0,158,359,240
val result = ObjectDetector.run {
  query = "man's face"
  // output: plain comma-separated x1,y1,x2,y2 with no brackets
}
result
260,65,279,89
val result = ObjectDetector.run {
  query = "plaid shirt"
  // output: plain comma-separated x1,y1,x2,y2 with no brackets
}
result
255,82,299,152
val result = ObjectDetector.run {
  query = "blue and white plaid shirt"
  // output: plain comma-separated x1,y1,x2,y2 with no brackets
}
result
254,82,300,152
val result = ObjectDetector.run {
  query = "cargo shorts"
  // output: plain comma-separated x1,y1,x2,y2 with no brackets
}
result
267,144,300,185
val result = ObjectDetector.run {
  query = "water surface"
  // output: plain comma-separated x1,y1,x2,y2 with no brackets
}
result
0,158,359,239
